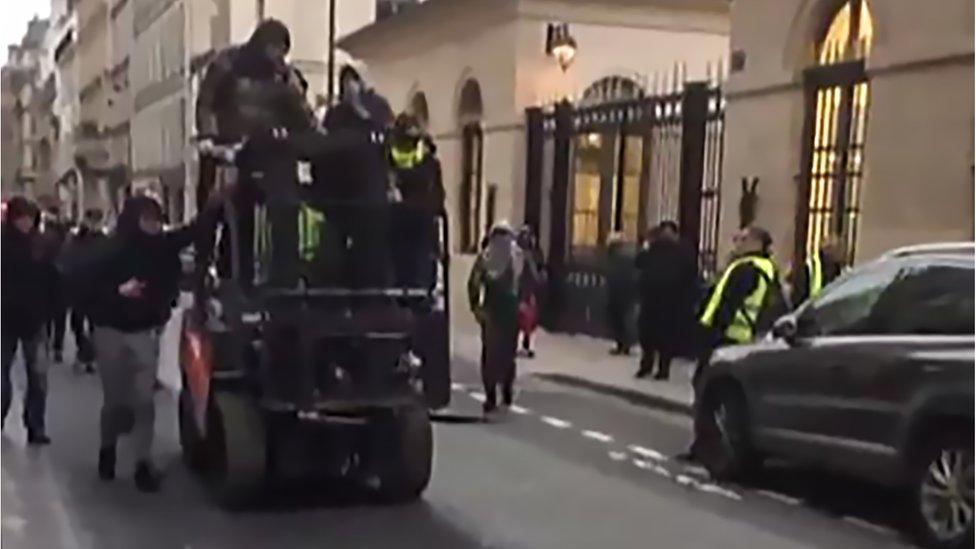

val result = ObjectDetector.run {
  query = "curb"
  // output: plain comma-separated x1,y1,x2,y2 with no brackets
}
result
533,372,694,417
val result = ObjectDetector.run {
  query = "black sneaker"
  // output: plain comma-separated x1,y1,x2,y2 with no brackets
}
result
525,349,536,359
26,431,51,446
134,461,161,493
98,446,116,481
53,351,63,365
83,363,96,374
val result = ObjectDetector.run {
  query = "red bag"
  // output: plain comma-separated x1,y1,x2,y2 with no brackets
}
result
518,296,538,334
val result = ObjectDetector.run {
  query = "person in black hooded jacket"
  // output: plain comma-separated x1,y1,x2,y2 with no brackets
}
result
2,197,59,444
87,194,221,493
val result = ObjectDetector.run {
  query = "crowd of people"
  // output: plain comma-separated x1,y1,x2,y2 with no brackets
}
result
2,18,448,494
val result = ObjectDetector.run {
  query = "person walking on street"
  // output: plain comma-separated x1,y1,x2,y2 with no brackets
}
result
42,208,70,365
86,195,221,492
2,197,59,444
634,221,699,380
468,222,536,417
516,225,543,358
790,234,846,308
682,226,780,461
64,209,106,374
605,233,638,355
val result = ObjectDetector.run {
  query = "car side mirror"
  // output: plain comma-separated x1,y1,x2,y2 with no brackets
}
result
772,316,798,344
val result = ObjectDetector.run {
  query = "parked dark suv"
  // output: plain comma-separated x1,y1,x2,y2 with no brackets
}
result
697,243,974,549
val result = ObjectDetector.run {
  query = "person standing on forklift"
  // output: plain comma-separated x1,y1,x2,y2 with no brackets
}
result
388,112,445,289
194,18,316,290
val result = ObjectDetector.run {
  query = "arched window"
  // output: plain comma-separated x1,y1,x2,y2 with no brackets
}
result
798,0,873,265
580,76,644,107
458,78,484,252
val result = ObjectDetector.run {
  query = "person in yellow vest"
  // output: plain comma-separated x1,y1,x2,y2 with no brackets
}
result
789,235,846,308
681,226,780,461
389,113,445,288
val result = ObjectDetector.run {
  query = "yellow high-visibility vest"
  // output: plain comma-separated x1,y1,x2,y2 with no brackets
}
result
391,141,425,169
297,204,325,261
699,255,778,344
806,252,824,299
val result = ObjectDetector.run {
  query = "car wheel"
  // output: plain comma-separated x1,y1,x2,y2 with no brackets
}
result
908,433,974,549
699,385,760,482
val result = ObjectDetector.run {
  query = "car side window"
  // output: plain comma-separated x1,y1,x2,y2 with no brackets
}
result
868,262,974,335
797,261,902,336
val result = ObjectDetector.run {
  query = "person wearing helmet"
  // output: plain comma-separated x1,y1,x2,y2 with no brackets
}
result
389,112,445,288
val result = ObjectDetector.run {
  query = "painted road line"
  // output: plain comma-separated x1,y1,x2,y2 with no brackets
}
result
681,464,710,479
508,404,531,415
755,490,802,506
651,464,672,478
468,392,486,403
841,516,897,536
608,451,628,462
451,383,466,391
581,430,614,443
675,474,699,488
540,416,572,429
627,444,666,462
698,483,743,501
633,458,653,470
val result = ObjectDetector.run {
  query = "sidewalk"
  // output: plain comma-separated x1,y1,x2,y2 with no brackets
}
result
452,330,695,415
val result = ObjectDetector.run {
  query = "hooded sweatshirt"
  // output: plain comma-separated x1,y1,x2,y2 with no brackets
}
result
87,197,199,332
1,199,58,336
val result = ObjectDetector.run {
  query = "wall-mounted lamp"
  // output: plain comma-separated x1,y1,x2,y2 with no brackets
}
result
546,22,577,72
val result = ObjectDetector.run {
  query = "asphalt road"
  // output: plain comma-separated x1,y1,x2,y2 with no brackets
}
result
2,348,919,549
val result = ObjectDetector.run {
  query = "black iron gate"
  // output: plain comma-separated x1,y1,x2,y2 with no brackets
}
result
524,82,725,336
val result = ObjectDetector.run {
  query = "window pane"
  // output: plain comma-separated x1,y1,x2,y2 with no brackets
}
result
571,133,603,251
801,261,901,336
620,135,643,241
870,263,975,335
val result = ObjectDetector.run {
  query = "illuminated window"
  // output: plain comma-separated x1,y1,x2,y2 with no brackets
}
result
803,0,872,264
571,133,605,251
617,135,643,242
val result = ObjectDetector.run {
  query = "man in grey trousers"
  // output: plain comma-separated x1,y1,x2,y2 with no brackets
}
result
84,195,219,493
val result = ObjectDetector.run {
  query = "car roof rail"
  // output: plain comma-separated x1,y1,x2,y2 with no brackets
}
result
882,241,976,259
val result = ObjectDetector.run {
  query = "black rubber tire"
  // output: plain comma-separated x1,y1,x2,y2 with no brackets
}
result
178,387,209,472
208,392,267,508
905,432,974,549
699,385,760,482
372,404,433,503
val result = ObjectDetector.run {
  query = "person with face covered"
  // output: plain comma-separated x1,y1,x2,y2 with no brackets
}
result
2,197,60,444
194,18,316,291
86,194,223,493
316,63,396,288
467,222,538,416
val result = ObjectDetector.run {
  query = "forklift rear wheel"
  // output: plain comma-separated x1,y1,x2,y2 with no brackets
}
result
208,392,267,508
372,404,433,503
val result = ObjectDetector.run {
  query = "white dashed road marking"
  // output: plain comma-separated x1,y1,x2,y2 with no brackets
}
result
508,404,531,415
608,451,628,462
451,382,465,391
698,483,743,501
756,490,802,506
540,416,572,429
469,392,486,403
627,444,666,462
581,430,614,443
